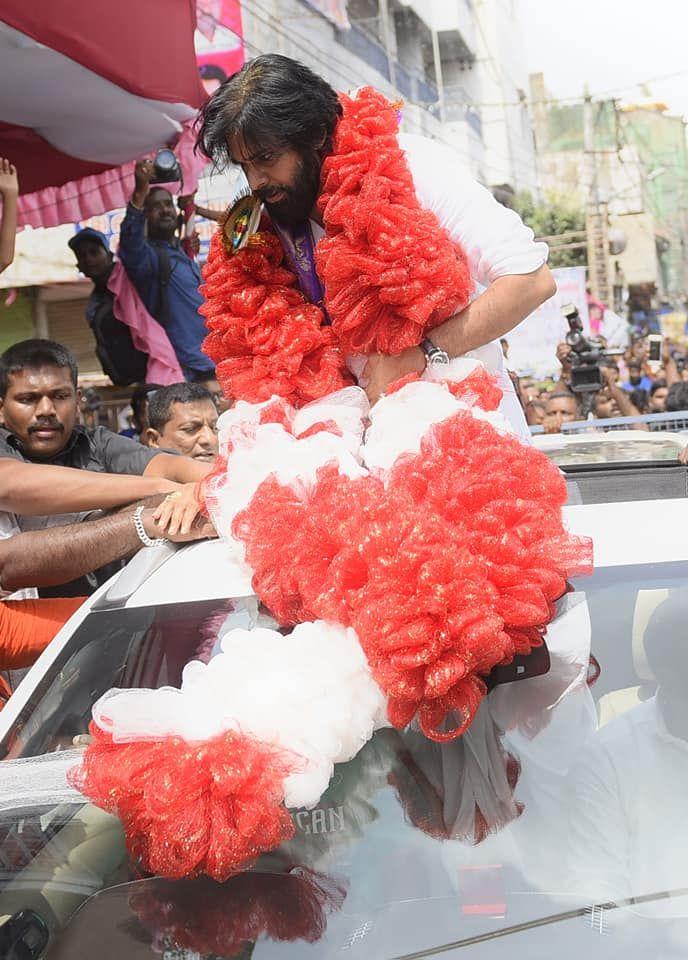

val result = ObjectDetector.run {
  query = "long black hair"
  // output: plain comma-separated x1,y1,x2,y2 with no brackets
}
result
195,54,342,169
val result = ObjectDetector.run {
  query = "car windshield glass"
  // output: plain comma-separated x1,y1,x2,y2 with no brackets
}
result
3,565,688,958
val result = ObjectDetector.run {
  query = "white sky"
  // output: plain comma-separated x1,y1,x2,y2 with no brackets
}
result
519,0,688,118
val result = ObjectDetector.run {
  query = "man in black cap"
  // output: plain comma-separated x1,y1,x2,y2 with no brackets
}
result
70,227,149,386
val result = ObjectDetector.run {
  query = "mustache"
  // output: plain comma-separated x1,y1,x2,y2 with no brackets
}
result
256,185,291,202
29,420,64,433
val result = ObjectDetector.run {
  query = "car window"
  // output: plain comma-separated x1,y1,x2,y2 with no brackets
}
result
538,436,684,467
0,597,260,762
2,566,688,958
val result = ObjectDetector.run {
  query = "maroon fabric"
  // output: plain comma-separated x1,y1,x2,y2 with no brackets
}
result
0,1,204,106
0,122,113,195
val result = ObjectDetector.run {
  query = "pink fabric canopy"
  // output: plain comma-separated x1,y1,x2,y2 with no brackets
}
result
0,1,208,228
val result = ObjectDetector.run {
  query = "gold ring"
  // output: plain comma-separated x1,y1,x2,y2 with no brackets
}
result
165,491,182,501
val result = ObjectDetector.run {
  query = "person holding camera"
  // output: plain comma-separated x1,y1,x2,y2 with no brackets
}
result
118,159,215,384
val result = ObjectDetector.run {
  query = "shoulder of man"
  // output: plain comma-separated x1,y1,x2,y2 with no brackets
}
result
0,429,25,461
87,425,159,476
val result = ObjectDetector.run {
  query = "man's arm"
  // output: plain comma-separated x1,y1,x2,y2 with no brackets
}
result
118,159,157,290
0,158,18,274
143,452,213,484
0,459,179,516
601,368,648,430
97,427,213,485
0,505,212,591
427,265,556,359
362,265,556,404
662,339,681,387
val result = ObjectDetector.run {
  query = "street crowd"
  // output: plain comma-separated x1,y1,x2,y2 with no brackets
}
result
506,334,688,435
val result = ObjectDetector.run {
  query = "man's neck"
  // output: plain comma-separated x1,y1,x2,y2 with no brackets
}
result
309,203,324,227
93,263,115,293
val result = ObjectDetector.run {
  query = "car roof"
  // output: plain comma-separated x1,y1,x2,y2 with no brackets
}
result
114,497,688,609
123,538,254,608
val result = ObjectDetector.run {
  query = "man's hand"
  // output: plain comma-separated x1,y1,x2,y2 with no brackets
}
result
178,193,197,213
152,483,208,538
679,446,688,466
600,365,618,389
361,347,425,406
133,158,155,208
0,158,18,197
141,503,216,543
556,342,573,375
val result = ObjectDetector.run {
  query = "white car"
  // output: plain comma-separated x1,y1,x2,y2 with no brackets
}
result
2,499,688,959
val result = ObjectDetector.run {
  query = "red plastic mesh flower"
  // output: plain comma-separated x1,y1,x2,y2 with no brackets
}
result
199,231,350,406
233,411,592,741
70,724,297,881
316,88,473,356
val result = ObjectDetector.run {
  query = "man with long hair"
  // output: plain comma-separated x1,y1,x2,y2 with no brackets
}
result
195,55,555,431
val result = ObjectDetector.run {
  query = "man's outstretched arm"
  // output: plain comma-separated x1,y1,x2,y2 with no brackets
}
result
362,265,556,404
0,459,179,516
0,506,212,591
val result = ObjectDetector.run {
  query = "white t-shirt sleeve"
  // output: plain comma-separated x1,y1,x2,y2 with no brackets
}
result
398,132,549,287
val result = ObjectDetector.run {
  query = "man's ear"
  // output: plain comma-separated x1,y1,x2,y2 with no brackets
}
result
143,427,161,449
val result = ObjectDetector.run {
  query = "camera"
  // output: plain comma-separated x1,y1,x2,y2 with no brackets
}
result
562,303,604,393
152,148,182,184
561,304,624,411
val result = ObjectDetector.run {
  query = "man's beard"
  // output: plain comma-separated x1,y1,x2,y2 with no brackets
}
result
256,150,322,226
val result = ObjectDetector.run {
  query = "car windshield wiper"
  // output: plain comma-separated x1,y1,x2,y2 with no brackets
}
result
390,886,688,959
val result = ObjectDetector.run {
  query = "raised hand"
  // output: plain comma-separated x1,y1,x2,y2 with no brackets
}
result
0,158,18,197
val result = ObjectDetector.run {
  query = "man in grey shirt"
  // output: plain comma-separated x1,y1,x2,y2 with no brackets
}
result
0,339,212,596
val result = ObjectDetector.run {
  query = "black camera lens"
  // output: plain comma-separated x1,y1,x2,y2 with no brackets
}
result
152,149,182,183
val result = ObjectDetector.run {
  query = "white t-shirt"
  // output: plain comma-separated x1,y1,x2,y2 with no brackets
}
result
398,132,548,377
312,132,548,437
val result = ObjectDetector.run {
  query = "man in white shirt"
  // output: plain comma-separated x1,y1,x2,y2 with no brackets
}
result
195,54,555,436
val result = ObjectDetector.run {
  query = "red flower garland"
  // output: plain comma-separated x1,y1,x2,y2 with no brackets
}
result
200,230,350,406
71,723,297,881
199,87,473,406
233,411,592,741
317,88,472,356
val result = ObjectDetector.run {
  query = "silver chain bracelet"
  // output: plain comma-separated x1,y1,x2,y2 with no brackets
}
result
133,505,168,547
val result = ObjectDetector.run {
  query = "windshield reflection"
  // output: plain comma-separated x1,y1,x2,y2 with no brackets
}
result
568,589,688,919
7,583,688,957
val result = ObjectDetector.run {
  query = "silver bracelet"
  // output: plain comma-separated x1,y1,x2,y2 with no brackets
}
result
133,505,168,547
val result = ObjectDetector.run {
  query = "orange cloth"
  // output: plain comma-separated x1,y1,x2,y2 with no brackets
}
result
0,596,85,704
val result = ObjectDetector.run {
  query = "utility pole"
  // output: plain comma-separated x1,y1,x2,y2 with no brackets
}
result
430,28,445,122
583,89,611,304
379,0,396,89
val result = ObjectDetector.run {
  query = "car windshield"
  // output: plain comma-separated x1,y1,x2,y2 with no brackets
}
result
3,565,688,958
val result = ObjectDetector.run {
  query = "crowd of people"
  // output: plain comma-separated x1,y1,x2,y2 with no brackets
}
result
505,333,688,434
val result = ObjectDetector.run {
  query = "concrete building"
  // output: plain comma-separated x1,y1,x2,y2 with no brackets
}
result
242,0,540,192
530,71,688,298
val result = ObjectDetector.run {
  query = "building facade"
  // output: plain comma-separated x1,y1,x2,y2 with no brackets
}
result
242,0,540,192
530,71,688,299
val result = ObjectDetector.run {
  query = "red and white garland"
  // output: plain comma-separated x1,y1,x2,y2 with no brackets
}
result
70,88,592,883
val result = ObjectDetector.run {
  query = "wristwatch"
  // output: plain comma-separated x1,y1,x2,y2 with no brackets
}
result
420,338,450,366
